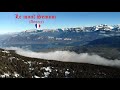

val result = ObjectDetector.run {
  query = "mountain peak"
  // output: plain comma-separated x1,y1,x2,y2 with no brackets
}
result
21,24,120,33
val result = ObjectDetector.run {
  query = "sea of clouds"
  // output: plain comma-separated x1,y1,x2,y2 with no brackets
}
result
5,47,120,67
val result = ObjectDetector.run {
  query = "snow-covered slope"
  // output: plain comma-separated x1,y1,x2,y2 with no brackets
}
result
13,24,120,34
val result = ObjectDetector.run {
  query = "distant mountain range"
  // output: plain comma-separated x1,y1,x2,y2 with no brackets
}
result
23,24,120,33
1,24,120,51
0,24,120,78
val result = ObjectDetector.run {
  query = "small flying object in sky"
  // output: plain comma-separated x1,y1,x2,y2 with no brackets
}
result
35,23,41,29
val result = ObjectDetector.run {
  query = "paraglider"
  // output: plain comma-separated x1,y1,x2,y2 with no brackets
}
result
34,23,43,32
35,23,41,29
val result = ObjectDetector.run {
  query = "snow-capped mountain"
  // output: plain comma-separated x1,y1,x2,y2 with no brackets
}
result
1,24,120,51
1,24,120,78
17,24,120,34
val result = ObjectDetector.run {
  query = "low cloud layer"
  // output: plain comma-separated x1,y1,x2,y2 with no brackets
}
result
5,47,120,67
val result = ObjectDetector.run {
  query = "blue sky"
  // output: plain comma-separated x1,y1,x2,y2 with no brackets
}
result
0,12,120,34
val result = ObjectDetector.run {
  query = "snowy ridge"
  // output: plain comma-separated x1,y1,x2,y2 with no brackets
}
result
21,24,120,33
